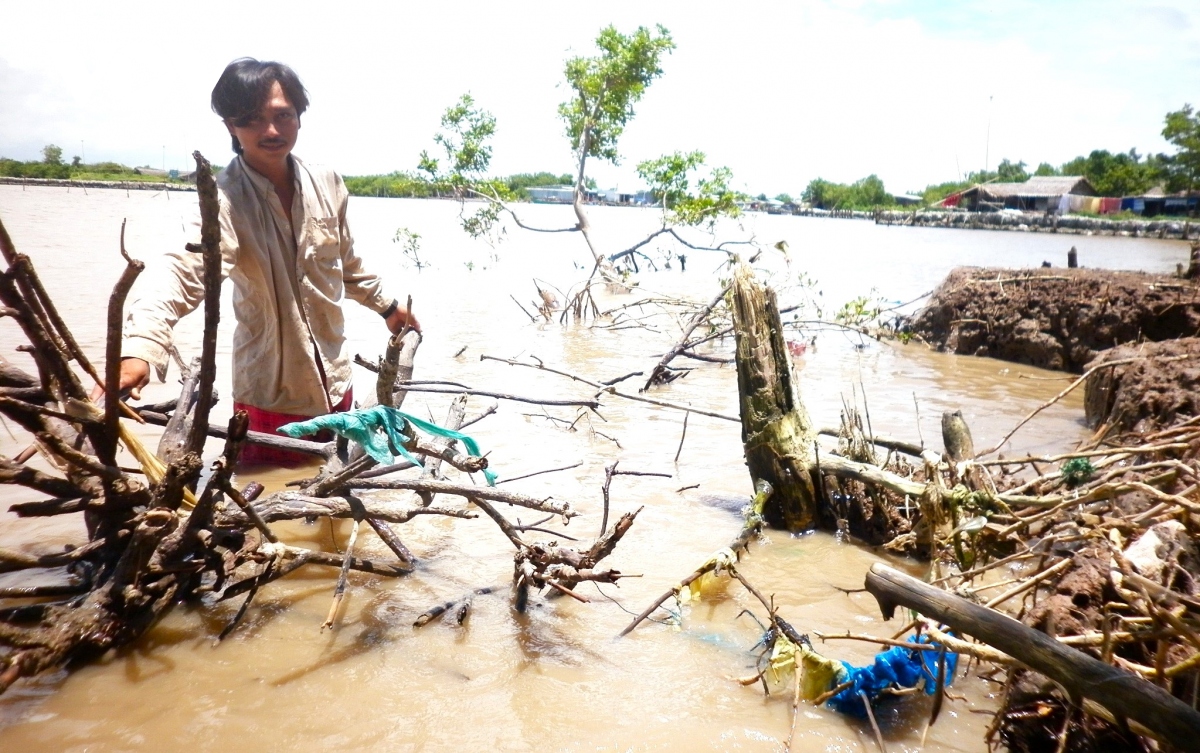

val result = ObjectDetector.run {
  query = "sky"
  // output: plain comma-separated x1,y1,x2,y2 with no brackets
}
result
2,0,1199,196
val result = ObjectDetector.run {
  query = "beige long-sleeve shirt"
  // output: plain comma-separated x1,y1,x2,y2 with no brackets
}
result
122,155,393,415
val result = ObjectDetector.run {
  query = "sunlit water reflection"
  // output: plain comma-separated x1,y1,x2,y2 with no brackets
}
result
0,185,1188,750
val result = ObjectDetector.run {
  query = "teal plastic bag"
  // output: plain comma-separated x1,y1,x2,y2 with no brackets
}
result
279,405,496,486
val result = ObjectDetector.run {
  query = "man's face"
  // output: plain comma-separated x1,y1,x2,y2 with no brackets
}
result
226,80,300,169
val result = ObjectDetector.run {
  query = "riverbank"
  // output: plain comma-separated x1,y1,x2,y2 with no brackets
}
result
0,176,195,192
905,266,1200,372
2,181,1125,751
5,178,1195,242
786,206,1195,241
873,208,1194,240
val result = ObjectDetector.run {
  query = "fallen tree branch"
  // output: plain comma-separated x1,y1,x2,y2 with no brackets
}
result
345,478,576,519
863,563,1200,751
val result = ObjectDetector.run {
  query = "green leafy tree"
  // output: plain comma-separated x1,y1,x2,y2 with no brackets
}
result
1060,149,1161,196
1162,105,1200,198
774,193,793,205
505,172,576,199
803,175,894,210
41,144,63,165
559,24,675,262
1034,162,1058,177
419,93,495,187
851,174,889,206
635,150,738,229
995,159,1028,182
402,25,745,301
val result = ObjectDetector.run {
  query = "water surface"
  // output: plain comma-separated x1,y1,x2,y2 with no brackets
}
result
0,185,1189,751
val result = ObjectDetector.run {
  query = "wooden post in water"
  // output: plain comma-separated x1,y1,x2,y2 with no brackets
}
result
941,410,975,463
731,263,818,530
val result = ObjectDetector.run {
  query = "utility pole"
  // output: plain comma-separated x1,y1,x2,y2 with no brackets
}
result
984,95,993,175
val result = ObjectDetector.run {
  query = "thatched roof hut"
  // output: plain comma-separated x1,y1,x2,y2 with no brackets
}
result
950,176,1096,212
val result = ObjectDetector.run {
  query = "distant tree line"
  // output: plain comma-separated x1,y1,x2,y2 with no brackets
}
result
915,105,1200,205
344,170,596,200
797,105,1200,210
801,175,892,211
0,144,185,182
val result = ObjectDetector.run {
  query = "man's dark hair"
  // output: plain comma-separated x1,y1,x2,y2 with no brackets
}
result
211,58,309,154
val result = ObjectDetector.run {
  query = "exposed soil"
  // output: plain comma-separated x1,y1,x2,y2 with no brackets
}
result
1084,338,1200,431
905,267,1200,372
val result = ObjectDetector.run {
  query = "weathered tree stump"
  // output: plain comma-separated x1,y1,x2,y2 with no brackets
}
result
941,410,975,462
730,263,818,530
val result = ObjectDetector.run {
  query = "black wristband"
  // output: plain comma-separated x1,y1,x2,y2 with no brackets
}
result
381,299,399,320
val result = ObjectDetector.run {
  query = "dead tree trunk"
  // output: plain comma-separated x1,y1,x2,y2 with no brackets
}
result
730,263,818,531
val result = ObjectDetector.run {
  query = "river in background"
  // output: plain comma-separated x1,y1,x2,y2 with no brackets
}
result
0,184,1190,751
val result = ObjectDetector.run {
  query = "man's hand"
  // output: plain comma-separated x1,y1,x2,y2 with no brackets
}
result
385,303,421,335
89,357,151,402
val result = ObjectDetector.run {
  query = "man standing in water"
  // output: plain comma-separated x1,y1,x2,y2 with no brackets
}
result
115,58,419,464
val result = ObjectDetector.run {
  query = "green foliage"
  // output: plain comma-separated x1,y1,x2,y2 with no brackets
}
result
392,228,428,271
432,94,496,183
834,294,883,328
921,179,971,205
415,93,497,196
919,146,1165,204
459,199,504,240
1061,457,1096,488
1162,104,1200,195
995,158,1028,182
637,150,705,207
803,174,895,210
0,152,194,183
1060,149,1162,196
41,144,63,165
344,172,439,198
0,157,70,179
505,172,576,199
774,193,794,204
636,151,739,228
559,25,675,166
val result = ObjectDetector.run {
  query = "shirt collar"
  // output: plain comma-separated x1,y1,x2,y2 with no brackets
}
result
234,153,304,198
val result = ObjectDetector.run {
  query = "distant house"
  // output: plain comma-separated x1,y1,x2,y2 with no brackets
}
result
602,188,628,204
891,193,923,206
528,186,575,203
1120,185,1200,217
947,176,1095,212
601,188,655,205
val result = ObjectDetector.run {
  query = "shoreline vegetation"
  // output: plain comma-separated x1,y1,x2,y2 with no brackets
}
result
3,21,1199,747
3,176,1193,242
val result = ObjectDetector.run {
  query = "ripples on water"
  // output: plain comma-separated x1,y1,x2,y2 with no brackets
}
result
0,185,1188,750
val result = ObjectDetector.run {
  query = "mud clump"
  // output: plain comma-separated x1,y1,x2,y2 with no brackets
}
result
906,267,1200,372
1084,338,1200,431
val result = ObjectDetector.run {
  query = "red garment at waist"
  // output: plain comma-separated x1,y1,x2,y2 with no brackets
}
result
234,389,353,467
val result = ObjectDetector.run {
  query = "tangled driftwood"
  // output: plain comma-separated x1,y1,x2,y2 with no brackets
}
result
0,153,640,695
615,262,1200,752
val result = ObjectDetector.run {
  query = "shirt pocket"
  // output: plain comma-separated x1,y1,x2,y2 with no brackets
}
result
308,216,343,268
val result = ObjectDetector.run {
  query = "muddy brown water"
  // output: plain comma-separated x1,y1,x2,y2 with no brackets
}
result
0,185,1190,751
